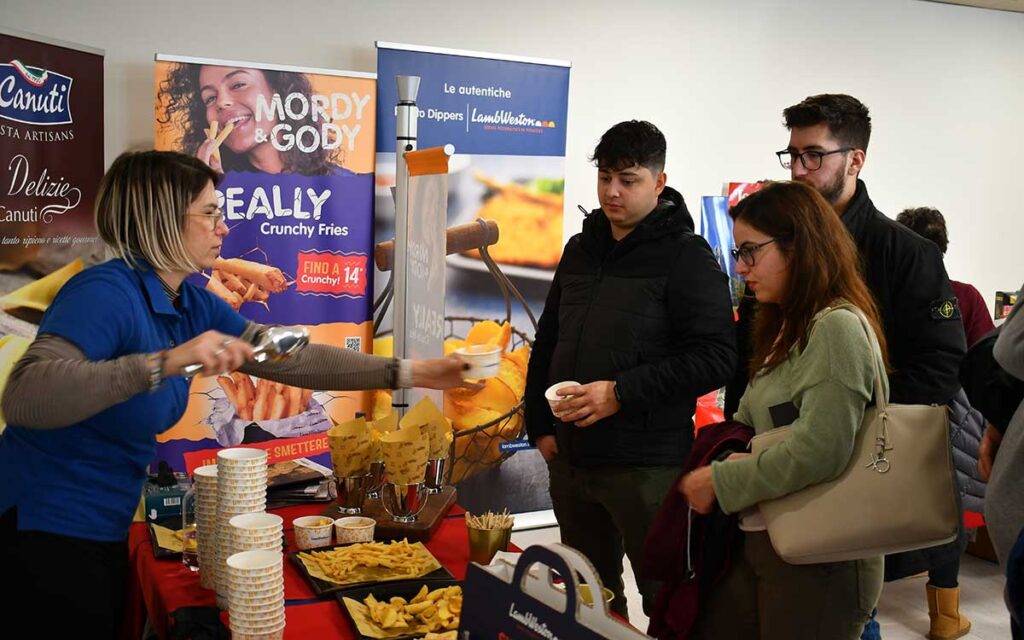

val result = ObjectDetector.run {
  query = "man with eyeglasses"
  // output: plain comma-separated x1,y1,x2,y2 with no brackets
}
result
724,94,970,640
524,120,737,618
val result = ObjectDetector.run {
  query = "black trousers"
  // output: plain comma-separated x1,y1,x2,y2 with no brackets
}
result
0,508,129,638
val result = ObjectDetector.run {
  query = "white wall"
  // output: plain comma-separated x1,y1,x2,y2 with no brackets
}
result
3,0,1022,304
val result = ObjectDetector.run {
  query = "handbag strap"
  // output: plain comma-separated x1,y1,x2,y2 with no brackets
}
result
819,303,892,473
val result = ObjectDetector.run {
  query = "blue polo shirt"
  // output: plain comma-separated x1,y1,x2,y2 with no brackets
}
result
0,259,247,541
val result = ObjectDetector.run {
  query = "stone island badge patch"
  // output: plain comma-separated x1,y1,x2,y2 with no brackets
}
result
930,297,961,321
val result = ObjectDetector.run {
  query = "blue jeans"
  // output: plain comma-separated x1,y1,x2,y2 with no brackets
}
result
861,608,881,640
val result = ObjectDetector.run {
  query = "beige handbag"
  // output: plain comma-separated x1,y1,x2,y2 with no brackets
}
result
749,304,960,565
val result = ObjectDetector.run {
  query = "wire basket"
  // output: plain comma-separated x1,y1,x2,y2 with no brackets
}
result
443,316,532,484
372,219,538,485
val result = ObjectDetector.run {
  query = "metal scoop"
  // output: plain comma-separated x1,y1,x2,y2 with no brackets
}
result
181,325,310,377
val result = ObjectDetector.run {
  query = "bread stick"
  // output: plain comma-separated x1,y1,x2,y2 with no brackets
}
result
216,269,246,294
299,388,314,412
286,385,303,417
252,378,272,422
205,274,242,310
213,258,288,293
230,372,255,415
217,376,240,412
269,387,288,421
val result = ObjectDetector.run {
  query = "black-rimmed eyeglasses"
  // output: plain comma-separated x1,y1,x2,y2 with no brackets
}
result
731,238,782,266
776,147,853,171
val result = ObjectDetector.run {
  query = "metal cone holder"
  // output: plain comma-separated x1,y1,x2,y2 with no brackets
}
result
381,481,429,523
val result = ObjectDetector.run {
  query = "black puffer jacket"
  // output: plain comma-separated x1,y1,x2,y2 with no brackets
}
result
524,187,737,468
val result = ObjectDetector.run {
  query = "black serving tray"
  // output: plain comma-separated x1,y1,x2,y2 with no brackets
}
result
336,579,461,640
288,542,454,598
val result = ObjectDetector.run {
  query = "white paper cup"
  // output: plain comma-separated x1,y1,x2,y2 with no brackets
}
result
545,381,580,416
293,515,334,550
334,516,375,544
227,581,285,599
229,512,282,531
232,630,284,640
232,620,286,636
218,448,268,465
193,464,219,478
454,345,502,379
229,607,285,623
218,472,268,482
230,587,285,607
227,549,281,573
230,530,283,544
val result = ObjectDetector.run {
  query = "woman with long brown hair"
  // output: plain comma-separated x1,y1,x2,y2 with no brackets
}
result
681,180,890,639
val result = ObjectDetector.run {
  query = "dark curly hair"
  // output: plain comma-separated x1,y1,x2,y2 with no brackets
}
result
157,64,340,176
590,120,666,174
783,94,872,152
896,207,949,254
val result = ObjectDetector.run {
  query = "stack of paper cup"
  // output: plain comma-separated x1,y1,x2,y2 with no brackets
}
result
226,549,286,640
214,448,268,609
192,464,219,590
228,512,283,557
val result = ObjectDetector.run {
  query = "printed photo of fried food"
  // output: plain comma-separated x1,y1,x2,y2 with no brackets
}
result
463,173,563,269
205,256,290,310
217,372,313,422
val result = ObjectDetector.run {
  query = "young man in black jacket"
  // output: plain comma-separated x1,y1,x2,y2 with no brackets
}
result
724,94,970,639
524,120,736,617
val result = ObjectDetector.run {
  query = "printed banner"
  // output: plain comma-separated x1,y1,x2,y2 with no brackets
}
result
182,432,330,476
700,195,741,307
375,43,569,516
0,31,104,345
154,55,376,472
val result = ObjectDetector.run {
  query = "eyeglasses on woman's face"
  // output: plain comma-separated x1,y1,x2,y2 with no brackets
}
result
731,237,783,267
186,208,224,230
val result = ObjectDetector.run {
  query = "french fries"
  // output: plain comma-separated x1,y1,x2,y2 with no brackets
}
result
298,539,438,584
202,119,235,165
361,585,463,635
216,373,311,422
205,257,288,311
465,509,514,531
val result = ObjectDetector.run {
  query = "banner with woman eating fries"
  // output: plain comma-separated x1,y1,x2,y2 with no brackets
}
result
153,54,376,472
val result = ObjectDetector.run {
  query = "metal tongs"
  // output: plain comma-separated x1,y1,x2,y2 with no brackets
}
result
181,325,310,377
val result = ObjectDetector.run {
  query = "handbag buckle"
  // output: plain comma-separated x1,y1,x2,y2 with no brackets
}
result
866,453,891,474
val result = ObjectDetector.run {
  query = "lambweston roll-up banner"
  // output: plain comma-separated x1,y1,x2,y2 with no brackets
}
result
375,42,570,517
154,54,376,472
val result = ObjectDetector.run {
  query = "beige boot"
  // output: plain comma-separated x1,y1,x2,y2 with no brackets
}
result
926,584,972,640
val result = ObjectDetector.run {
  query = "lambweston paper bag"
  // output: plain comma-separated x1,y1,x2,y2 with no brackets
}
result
460,543,652,639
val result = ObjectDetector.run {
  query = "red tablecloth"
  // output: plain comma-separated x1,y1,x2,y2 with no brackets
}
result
126,503,480,639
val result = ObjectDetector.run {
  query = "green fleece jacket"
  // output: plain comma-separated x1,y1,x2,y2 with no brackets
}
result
712,306,890,514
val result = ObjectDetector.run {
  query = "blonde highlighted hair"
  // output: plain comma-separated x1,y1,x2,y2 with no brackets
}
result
95,150,219,273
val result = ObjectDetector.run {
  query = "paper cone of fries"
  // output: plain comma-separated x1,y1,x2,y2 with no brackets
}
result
400,397,452,460
327,416,374,477
368,412,399,462
379,426,430,485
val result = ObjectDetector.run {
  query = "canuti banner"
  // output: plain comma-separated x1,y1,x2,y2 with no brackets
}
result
0,29,104,429
154,54,376,473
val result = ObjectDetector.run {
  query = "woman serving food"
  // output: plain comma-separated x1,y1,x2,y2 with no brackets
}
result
0,150,471,635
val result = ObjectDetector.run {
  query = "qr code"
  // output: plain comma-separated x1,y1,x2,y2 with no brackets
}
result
344,336,362,351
